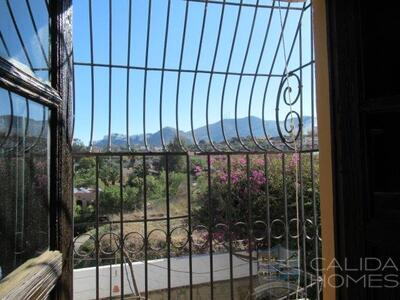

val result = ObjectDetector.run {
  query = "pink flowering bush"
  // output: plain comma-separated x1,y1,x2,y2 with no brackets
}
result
191,153,320,244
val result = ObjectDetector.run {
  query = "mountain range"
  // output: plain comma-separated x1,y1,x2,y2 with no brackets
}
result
93,116,315,148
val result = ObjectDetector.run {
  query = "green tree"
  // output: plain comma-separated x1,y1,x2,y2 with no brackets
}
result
100,186,120,214
74,168,96,187
160,137,186,172
99,160,120,186
76,157,96,171
125,186,142,210
100,185,143,214
74,157,96,187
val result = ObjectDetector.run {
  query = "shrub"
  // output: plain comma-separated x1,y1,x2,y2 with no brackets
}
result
191,154,320,235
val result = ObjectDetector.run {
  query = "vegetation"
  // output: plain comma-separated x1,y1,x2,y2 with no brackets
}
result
73,138,320,272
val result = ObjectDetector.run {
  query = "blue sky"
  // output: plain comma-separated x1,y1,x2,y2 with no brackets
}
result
0,0,315,146
73,0,315,145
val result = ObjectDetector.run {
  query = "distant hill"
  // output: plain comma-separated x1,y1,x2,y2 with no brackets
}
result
93,116,315,149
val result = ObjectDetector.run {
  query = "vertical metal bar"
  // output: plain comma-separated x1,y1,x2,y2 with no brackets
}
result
261,2,291,151
220,0,244,151
282,154,289,260
0,35,13,150
107,0,113,151
119,156,124,299
72,59,76,143
0,91,13,151
189,2,208,152
8,99,30,152
311,150,319,297
248,2,276,150
0,31,11,57
175,0,190,150
43,0,49,13
143,155,148,299
205,1,226,151
95,156,100,300
25,0,49,68
108,161,113,300
5,0,34,69
165,154,171,300
13,111,23,265
264,154,271,265
299,22,308,297
186,154,193,300
246,154,253,299
159,0,172,151
126,0,133,151
143,0,152,151
299,151,308,294
227,155,234,300
310,2,315,152
207,154,214,299
233,1,260,152
285,3,309,71
24,106,46,153
88,0,95,151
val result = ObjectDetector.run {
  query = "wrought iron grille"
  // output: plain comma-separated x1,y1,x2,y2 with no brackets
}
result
72,0,316,154
71,0,320,299
73,152,320,299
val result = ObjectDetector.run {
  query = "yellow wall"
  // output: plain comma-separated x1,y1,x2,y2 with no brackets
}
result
313,0,336,299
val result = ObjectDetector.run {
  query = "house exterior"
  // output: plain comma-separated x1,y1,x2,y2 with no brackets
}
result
74,188,99,207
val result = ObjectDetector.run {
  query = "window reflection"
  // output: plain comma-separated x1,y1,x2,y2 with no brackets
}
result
0,87,50,278
0,0,50,81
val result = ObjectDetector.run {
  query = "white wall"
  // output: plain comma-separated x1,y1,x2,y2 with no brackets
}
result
74,252,257,299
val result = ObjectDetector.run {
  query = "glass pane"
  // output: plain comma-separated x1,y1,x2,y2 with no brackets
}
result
0,0,50,81
0,87,51,279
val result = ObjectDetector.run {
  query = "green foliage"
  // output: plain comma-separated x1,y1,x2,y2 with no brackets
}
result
74,168,96,187
74,156,96,187
160,138,186,172
143,175,162,201
100,185,143,214
126,168,185,204
100,186,121,214
167,171,186,197
76,157,96,170
99,160,120,186
74,204,96,235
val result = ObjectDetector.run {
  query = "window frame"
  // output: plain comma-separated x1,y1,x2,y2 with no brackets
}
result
0,0,73,298
0,55,61,292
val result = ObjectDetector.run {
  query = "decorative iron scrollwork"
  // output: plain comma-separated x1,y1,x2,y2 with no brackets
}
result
276,73,303,150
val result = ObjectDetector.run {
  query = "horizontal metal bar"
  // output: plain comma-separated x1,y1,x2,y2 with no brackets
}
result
73,61,285,78
31,67,50,71
288,60,315,75
74,215,190,228
186,0,306,10
71,148,319,157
